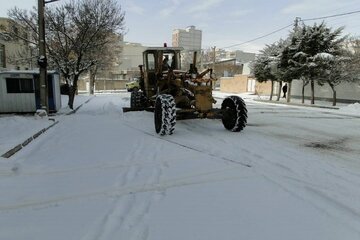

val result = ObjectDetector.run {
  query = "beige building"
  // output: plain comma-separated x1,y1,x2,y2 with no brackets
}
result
172,26,202,69
226,50,256,63
78,39,147,92
172,26,202,51
203,58,243,78
119,41,147,79
0,17,32,70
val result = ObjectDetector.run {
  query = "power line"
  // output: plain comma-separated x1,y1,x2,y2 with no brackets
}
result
220,9,360,50
302,10,360,22
223,23,293,49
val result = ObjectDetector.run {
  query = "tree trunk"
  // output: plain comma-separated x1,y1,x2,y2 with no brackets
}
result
301,83,305,104
301,79,309,104
310,79,315,104
89,74,95,95
68,86,76,109
286,80,292,103
269,80,274,101
276,81,282,101
91,79,95,94
328,82,337,106
89,66,97,95
68,76,79,109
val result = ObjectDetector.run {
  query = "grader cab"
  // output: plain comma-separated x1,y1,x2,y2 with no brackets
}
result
123,46,247,135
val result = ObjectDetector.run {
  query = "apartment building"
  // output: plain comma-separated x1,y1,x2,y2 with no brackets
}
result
172,25,202,51
172,26,202,69
119,42,147,76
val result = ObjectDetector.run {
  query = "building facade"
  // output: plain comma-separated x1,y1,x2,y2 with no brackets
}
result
226,50,256,63
119,41,147,78
172,26,202,69
0,17,32,70
78,39,147,92
172,25,202,51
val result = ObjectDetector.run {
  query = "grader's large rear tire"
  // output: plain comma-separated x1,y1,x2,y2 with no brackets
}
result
154,94,176,135
221,96,247,132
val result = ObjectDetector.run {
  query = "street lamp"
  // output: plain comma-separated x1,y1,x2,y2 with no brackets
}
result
37,0,60,114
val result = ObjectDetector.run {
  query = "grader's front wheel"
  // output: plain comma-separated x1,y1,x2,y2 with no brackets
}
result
154,94,176,135
221,96,247,132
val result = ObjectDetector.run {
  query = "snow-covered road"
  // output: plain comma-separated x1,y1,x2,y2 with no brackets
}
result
0,93,360,240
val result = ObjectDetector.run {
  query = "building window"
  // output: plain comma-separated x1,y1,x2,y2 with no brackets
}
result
0,44,5,68
12,25,19,41
6,78,34,93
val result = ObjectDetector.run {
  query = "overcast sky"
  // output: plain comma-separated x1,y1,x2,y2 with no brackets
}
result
1,0,360,53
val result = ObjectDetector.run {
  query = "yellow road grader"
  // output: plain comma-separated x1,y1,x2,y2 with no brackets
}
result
123,46,247,135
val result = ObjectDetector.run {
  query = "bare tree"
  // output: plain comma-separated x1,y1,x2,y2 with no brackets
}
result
88,34,122,94
7,0,125,109
46,0,125,108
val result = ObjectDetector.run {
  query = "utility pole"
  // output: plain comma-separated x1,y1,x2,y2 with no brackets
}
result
38,0,48,114
212,46,216,70
286,17,301,103
37,0,60,114
294,17,301,31
212,46,216,90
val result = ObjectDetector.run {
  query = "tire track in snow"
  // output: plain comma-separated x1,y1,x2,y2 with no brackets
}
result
122,122,252,168
117,143,168,240
259,171,360,235
0,166,251,212
82,137,146,240
11,158,164,177
121,108,360,235
82,138,167,240
246,103,360,234
244,140,360,235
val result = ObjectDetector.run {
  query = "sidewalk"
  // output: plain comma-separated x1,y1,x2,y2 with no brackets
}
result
254,98,341,110
0,94,93,158
212,90,360,116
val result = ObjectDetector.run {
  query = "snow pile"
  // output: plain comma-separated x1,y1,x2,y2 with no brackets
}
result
339,102,360,115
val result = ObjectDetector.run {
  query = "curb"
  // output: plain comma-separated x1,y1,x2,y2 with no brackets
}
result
66,97,94,115
1,121,59,158
253,99,340,110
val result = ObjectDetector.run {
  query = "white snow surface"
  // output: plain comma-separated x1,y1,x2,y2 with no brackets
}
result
0,92,360,240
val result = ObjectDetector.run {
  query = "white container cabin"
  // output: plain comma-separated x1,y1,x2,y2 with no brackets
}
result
0,70,61,113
